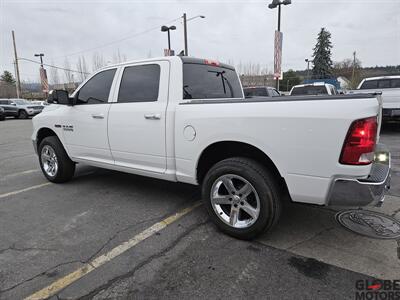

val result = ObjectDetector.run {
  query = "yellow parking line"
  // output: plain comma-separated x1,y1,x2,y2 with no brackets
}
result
25,202,201,300
0,182,52,199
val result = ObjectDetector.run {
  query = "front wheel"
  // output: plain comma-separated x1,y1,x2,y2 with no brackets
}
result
202,157,281,240
38,136,75,183
18,110,28,119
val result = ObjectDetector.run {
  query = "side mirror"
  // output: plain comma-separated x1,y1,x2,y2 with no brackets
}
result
11,102,16,106
47,90,72,105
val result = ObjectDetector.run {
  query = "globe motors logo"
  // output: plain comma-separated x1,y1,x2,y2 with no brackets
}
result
356,280,400,300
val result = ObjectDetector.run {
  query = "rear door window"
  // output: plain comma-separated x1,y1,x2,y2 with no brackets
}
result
360,80,378,89
378,79,391,89
391,79,400,88
183,63,243,99
118,64,160,103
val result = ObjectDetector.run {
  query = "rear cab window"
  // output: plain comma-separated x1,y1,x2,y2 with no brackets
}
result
291,85,328,95
244,88,269,97
182,59,243,100
359,80,378,89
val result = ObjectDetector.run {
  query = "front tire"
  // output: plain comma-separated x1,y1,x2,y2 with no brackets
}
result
38,136,75,183
18,110,28,119
202,157,281,240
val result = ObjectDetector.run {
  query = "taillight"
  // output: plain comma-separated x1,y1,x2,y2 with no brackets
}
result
339,116,378,165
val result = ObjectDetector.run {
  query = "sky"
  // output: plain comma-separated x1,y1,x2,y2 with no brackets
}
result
0,0,399,83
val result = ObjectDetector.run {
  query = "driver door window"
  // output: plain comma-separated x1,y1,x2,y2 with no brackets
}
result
76,69,116,104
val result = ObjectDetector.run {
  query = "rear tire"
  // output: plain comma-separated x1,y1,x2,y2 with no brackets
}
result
18,110,28,119
202,157,281,240
38,136,75,183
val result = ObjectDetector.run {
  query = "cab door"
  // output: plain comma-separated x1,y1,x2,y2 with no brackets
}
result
61,68,118,164
108,61,169,173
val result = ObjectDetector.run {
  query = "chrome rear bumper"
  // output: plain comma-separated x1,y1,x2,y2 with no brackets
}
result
327,144,391,207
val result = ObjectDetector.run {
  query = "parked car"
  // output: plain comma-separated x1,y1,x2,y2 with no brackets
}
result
348,76,400,120
32,100,50,107
244,86,281,98
32,56,390,239
0,99,19,118
289,82,338,96
0,107,5,121
0,99,43,119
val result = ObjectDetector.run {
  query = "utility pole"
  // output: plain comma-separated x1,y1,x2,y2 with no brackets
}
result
351,51,356,88
12,30,21,98
305,58,312,81
183,13,188,56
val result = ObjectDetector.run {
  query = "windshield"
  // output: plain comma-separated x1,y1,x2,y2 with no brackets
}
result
13,99,30,105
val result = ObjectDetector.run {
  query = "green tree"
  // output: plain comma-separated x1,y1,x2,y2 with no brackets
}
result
0,70,16,84
280,69,301,92
312,28,333,79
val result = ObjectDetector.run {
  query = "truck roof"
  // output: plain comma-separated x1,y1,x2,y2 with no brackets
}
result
96,56,235,72
362,75,400,81
292,82,334,88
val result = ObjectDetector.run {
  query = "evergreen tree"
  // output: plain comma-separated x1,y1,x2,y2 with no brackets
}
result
280,70,301,91
0,70,16,84
312,28,333,79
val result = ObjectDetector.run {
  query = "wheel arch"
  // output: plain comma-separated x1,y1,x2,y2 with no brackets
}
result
36,127,59,150
196,141,286,189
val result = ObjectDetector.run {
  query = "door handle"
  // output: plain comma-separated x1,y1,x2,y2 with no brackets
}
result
144,114,161,120
91,114,104,119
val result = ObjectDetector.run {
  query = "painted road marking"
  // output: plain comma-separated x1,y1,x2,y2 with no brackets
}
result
25,202,201,300
0,171,96,200
0,183,52,199
1,169,39,180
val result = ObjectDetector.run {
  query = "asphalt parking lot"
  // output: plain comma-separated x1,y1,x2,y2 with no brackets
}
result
0,119,399,299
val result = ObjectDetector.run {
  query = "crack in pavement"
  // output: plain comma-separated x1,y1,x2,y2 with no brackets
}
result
0,204,199,296
76,219,209,300
0,244,57,255
391,207,400,217
285,227,335,251
0,260,85,294
82,215,163,265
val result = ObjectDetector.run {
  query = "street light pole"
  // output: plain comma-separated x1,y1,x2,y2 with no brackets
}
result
167,30,171,50
161,25,176,55
35,53,44,67
269,0,291,91
305,58,312,80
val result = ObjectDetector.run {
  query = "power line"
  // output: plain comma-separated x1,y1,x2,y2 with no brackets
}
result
18,57,90,75
50,17,182,60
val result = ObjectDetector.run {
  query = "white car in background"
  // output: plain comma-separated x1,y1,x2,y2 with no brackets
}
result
290,82,338,96
350,76,400,120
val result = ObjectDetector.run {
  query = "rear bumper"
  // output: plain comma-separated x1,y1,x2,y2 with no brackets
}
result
327,144,391,207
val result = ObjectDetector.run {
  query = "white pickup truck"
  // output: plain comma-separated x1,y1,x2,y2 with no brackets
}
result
349,76,400,120
32,57,391,239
